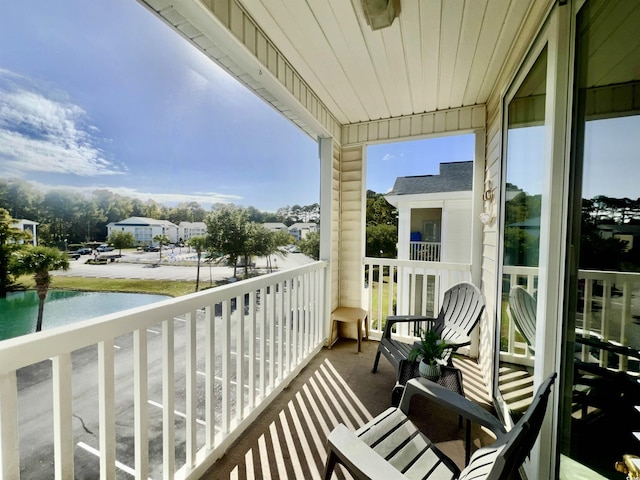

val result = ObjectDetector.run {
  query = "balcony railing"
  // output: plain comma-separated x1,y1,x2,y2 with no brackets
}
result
0,261,326,480
363,257,472,342
409,241,441,262
501,266,640,375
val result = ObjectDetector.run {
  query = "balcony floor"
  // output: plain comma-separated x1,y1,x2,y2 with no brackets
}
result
202,338,496,479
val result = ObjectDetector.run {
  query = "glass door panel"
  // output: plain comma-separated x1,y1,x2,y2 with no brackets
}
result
561,0,640,476
498,47,547,420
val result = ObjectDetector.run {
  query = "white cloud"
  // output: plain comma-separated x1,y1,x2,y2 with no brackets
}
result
0,71,124,177
26,181,242,208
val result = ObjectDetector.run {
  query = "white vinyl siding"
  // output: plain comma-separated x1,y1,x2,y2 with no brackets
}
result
338,145,365,309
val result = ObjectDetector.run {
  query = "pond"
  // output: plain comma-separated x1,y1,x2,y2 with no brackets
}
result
0,290,170,341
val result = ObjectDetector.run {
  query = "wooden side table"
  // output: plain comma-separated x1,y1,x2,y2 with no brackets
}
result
329,307,369,353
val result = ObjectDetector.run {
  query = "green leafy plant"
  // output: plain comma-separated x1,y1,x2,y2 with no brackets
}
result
408,328,447,366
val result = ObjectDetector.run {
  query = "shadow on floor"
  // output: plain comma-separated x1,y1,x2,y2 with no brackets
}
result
202,338,497,479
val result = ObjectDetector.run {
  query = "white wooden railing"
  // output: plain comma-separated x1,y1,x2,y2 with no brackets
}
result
576,269,640,372
500,266,538,366
0,261,326,480
363,257,472,342
409,241,441,262
501,265,640,373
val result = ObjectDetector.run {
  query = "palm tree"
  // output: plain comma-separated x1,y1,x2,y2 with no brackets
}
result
153,234,170,262
12,246,70,332
187,235,208,291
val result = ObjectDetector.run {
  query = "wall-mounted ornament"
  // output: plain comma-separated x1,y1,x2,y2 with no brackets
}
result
480,179,496,226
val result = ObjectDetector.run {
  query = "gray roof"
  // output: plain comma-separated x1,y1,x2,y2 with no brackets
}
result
388,161,473,196
108,217,178,228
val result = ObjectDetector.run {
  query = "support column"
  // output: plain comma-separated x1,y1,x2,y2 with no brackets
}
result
469,129,486,358
319,137,337,342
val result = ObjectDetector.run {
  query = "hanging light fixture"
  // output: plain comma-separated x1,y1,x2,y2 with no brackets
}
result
360,0,400,30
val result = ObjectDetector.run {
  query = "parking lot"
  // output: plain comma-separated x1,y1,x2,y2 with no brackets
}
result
55,249,316,282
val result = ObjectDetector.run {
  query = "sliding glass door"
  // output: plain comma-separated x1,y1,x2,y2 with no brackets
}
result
561,0,640,476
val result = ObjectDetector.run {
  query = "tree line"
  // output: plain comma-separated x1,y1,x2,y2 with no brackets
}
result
505,185,640,271
0,203,319,333
0,179,319,247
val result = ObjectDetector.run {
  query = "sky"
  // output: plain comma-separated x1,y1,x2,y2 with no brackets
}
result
1,2,637,217
0,0,478,213
0,0,323,212
366,134,475,194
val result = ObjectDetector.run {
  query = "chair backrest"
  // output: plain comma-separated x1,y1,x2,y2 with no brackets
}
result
435,282,485,340
458,373,556,480
509,286,537,352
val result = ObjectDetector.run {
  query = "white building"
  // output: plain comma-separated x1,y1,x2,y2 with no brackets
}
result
106,217,178,246
288,222,318,242
385,161,473,263
262,222,289,233
178,221,207,242
11,219,38,246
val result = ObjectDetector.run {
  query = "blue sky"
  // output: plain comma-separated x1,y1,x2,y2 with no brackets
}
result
367,134,475,194
0,0,473,212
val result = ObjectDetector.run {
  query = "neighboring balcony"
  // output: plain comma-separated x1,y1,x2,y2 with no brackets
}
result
501,266,640,374
409,241,441,262
0,259,494,480
500,265,640,415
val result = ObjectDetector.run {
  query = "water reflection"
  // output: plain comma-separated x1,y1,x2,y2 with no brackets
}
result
0,290,169,341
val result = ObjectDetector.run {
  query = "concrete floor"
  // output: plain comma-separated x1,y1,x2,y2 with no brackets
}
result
202,338,497,479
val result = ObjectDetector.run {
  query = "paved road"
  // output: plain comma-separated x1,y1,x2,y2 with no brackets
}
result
19,250,317,478
54,250,315,282
18,310,219,479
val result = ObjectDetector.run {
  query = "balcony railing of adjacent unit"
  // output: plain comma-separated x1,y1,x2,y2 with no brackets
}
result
501,266,640,375
409,241,441,262
0,262,326,480
363,257,472,343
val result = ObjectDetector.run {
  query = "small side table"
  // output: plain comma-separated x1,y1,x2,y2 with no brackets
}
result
393,363,465,405
392,363,472,464
328,307,369,353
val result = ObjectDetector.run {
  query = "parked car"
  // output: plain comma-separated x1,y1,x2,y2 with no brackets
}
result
76,248,92,255
143,245,160,252
97,244,114,252
66,251,81,260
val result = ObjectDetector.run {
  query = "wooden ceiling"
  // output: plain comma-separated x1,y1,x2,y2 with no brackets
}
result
139,0,546,130
234,0,534,125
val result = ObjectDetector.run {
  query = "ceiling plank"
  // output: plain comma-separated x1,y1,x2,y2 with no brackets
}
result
381,23,413,116
242,0,351,122
437,0,464,109
400,0,425,114
448,0,488,108
420,0,443,113
476,0,531,104
321,0,389,120
463,0,511,106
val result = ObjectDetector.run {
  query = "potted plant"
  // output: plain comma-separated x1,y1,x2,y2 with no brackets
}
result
409,328,447,380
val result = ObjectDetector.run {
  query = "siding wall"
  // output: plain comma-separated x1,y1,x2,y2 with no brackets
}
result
330,142,341,311
341,106,485,146
338,146,365,308
441,198,473,264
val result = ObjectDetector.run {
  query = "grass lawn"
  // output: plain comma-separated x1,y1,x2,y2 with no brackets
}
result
14,275,199,297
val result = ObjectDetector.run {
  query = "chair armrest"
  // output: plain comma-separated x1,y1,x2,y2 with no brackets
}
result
326,424,406,480
383,315,437,339
399,378,506,437
441,336,471,348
